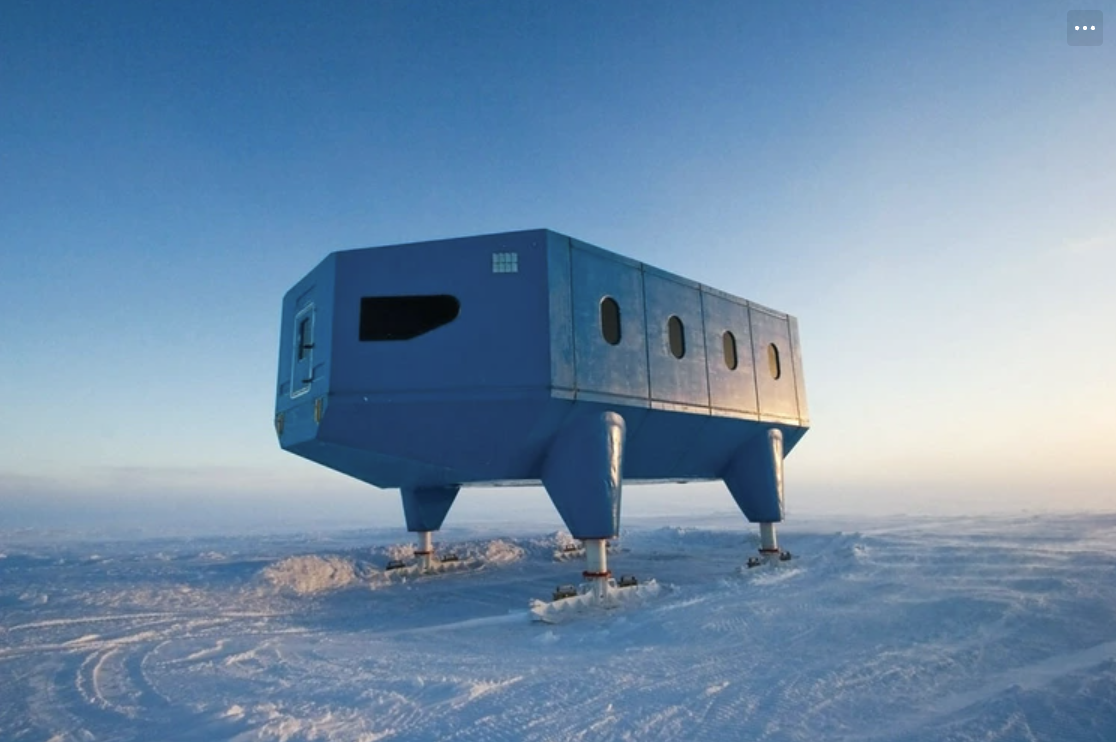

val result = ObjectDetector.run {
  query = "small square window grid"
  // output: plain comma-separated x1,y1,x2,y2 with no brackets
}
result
492,252,519,273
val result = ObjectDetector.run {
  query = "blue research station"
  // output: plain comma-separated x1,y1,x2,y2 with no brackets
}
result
275,229,809,583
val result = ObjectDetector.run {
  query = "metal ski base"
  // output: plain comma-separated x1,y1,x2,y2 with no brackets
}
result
552,539,621,562
744,550,794,570
529,577,661,623
383,556,478,578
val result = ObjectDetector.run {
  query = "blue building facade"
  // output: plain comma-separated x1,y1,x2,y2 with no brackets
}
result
275,229,808,565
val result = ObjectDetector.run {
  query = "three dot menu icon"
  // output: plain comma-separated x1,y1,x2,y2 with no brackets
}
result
1068,10,1103,46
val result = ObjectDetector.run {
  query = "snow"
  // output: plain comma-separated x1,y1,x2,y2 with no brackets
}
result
1,513,1115,740
263,556,365,596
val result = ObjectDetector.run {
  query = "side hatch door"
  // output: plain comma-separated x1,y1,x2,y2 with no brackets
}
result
290,303,315,398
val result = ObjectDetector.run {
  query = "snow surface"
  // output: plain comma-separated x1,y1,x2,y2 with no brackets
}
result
2,513,1115,741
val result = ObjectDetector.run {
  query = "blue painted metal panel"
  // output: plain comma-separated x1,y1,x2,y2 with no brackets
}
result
701,289,760,416
623,408,711,480
569,243,650,404
545,232,576,395
643,269,710,410
330,231,551,395
318,395,557,486
749,305,801,423
788,316,810,427
677,416,763,478
290,438,458,489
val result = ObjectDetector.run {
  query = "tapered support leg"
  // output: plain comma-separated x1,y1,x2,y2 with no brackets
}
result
401,485,459,570
724,429,789,560
541,411,626,585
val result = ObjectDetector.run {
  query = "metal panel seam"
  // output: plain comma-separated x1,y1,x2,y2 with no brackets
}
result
565,235,578,396
746,302,762,419
787,317,804,426
640,264,653,403
699,290,712,410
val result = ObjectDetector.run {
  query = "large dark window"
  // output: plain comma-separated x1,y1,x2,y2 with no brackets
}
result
600,297,621,345
768,343,782,379
359,295,460,341
722,331,738,370
667,315,685,359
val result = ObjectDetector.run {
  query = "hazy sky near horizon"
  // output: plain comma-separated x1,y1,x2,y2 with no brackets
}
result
2,1,1114,529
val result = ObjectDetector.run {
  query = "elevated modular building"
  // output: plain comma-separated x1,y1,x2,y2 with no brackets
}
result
275,229,809,580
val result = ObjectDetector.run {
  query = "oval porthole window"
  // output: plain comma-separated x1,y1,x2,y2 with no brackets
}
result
600,297,621,345
723,331,738,370
768,343,782,379
667,315,685,359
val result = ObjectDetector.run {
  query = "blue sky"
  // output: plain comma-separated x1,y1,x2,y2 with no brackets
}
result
2,1,1113,530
